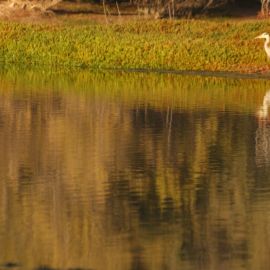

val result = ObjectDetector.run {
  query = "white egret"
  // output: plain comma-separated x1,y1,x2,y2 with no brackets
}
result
255,32,270,59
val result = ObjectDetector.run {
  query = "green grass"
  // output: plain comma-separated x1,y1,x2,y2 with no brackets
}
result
0,19,270,73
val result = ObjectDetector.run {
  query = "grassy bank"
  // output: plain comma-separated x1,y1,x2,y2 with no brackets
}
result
0,19,270,73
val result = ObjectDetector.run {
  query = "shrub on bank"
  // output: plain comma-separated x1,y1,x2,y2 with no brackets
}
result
0,19,269,73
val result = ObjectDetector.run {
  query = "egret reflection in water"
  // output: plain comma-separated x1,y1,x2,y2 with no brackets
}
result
257,90,270,119
256,90,270,166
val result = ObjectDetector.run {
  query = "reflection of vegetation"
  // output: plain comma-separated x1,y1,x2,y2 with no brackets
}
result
0,65,269,111
0,68,270,270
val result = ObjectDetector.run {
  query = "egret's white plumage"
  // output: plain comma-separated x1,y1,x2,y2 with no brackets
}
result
255,32,270,59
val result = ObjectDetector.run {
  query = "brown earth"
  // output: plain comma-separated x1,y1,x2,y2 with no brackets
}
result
0,1,262,23
0,1,142,23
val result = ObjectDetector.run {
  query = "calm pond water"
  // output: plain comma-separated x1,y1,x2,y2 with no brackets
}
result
0,67,270,270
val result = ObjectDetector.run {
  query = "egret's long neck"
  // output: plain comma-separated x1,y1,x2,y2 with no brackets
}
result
264,36,270,45
263,37,270,59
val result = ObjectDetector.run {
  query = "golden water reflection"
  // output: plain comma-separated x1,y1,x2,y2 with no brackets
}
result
0,69,270,270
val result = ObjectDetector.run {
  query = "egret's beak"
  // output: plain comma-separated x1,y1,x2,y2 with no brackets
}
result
255,34,264,39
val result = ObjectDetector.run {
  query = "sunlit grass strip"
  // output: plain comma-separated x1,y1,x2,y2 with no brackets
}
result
0,19,270,72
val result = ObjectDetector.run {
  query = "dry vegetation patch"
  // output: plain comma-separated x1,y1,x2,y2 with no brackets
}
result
0,0,61,21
